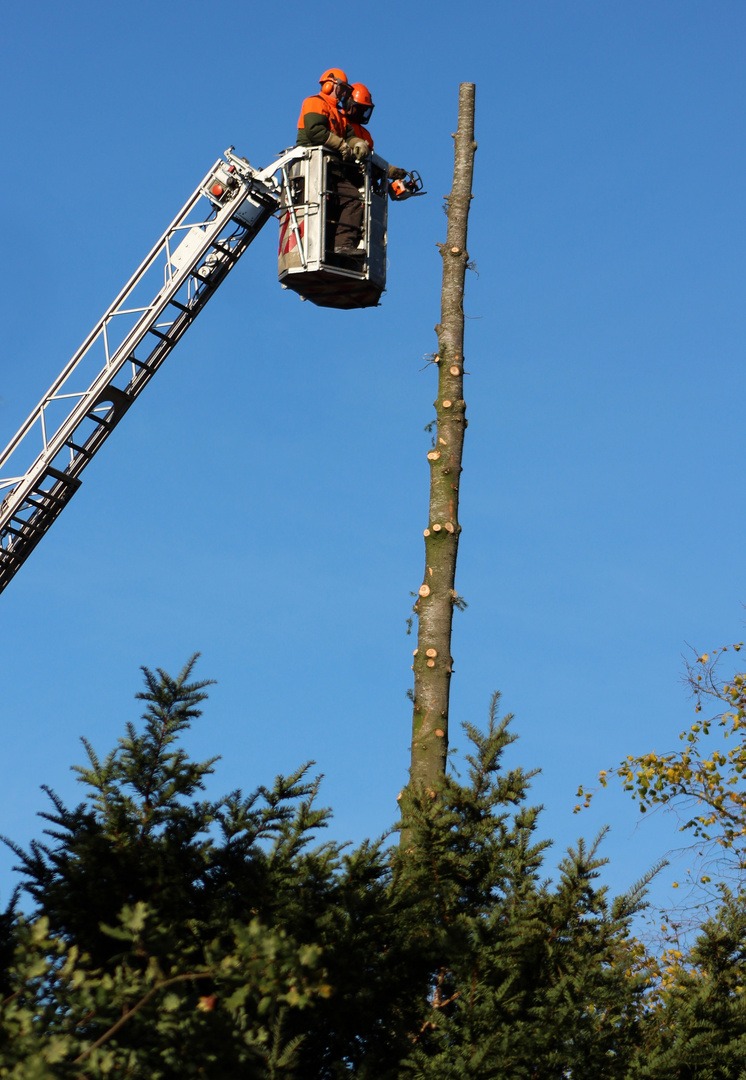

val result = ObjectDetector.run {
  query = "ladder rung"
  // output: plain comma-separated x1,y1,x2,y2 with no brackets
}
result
29,487,67,507
11,508,47,528
31,468,81,505
85,410,112,428
46,465,79,486
148,327,172,341
64,440,92,458
21,497,60,516
5,518,45,537
212,243,237,262
12,515,47,534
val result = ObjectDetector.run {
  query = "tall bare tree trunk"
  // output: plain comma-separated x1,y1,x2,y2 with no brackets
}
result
409,83,477,792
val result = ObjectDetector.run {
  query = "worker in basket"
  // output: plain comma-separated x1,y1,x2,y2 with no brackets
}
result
344,83,409,186
296,68,365,256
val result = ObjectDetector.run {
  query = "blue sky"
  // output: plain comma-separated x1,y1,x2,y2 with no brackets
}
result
1,1,744,918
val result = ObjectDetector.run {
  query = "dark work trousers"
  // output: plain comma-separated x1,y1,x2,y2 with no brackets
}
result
327,168,364,252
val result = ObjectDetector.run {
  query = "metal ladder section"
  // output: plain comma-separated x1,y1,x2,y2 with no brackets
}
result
0,146,305,596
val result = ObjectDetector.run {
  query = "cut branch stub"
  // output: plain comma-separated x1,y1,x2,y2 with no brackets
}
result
418,584,431,597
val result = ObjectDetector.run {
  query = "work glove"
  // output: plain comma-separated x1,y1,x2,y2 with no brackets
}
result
348,137,371,161
388,165,408,181
324,131,353,161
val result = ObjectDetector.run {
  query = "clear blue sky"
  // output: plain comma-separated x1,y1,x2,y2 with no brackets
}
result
1,1,744,918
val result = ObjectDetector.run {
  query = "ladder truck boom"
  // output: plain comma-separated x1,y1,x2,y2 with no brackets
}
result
0,147,303,597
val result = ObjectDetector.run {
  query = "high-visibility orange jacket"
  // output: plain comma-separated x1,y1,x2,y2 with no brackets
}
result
349,121,374,151
297,93,351,146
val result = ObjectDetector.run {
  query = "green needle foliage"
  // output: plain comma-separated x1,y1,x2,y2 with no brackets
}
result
3,661,746,1077
396,695,654,1080
630,890,746,1079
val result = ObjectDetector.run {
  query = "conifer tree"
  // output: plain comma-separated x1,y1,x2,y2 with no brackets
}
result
0,661,429,1077
631,889,746,1078
397,695,653,1079
0,666,671,1078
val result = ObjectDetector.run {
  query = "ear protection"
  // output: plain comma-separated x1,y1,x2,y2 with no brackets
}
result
319,69,349,100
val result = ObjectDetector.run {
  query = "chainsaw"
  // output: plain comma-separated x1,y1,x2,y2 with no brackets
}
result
388,170,426,201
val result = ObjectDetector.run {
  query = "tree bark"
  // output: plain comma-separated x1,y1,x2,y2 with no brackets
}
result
408,83,476,792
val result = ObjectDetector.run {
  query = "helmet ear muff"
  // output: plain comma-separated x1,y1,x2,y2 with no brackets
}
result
319,69,349,101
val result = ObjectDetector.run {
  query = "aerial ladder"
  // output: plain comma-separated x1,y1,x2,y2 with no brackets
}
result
0,144,423,596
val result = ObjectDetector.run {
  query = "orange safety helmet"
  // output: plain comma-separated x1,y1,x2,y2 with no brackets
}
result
319,68,351,106
347,82,375,125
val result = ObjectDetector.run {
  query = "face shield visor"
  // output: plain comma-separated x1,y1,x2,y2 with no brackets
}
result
333,79,352,108
356,101,374,124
